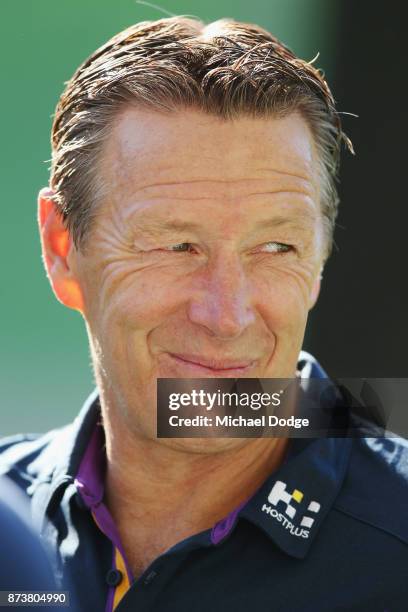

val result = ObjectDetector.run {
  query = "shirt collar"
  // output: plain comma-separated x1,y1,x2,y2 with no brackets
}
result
74,420,135,583
210,351,353,558
29,390,101,532
74,422,105,507
238,436,352,558
28,389,102,485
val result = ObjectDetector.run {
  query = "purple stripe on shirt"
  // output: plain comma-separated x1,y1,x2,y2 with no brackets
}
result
74,425,104,506
211,498,249,544
74,425,135,589
75,419,253,610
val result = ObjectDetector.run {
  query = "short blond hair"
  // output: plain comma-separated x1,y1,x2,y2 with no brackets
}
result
50,16,352,256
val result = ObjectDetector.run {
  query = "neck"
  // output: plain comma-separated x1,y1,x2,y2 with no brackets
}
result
103,409,289,533
101,401,290,577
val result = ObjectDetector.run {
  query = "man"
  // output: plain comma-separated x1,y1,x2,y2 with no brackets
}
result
0,16,407,612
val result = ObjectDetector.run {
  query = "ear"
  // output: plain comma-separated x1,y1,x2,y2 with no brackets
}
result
38,188,84,312
309,269,322,310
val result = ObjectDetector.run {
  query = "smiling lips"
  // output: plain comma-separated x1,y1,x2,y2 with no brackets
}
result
169,352,257,374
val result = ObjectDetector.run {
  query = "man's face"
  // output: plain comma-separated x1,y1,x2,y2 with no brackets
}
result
69,108,325,440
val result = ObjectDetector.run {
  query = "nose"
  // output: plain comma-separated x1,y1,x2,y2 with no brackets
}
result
187,254,256,339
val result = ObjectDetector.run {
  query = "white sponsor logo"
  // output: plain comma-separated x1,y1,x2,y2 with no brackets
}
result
262,480,321,538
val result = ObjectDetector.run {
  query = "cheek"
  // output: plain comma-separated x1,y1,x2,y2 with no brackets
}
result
253,264,316,329
86,261,185,333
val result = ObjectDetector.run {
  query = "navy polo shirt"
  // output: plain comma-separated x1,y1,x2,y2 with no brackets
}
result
0,352,407,611
0,478,56,591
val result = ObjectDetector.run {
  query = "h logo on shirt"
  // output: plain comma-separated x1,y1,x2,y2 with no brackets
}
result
267,480,321,527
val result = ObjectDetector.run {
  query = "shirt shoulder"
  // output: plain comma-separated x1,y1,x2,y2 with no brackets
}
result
0,427,70,494
0,392,102,498
0,431,55,469
334,436,408,545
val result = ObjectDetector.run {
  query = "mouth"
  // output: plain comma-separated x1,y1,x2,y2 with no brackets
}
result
167,352,257,376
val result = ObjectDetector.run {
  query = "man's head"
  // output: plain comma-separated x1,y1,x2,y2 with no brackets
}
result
39,16,351,446
49,16,350,256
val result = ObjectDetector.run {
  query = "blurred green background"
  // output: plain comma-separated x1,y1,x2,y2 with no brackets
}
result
0,0,336,435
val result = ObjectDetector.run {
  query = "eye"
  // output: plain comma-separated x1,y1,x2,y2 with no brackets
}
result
260,242,293,254
164,242,196,253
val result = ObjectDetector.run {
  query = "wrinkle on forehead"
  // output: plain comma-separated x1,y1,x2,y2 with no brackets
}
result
114,175,318,211
128,173,315,194
101,108,320,216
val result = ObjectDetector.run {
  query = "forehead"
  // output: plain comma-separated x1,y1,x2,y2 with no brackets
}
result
103,108,317,200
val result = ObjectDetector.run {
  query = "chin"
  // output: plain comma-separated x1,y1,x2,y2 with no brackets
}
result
157,437,248,455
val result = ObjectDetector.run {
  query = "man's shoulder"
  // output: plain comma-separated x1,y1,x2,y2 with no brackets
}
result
334,436,408,545
0,429,59,463
0,424,77,498
0,391,101,495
